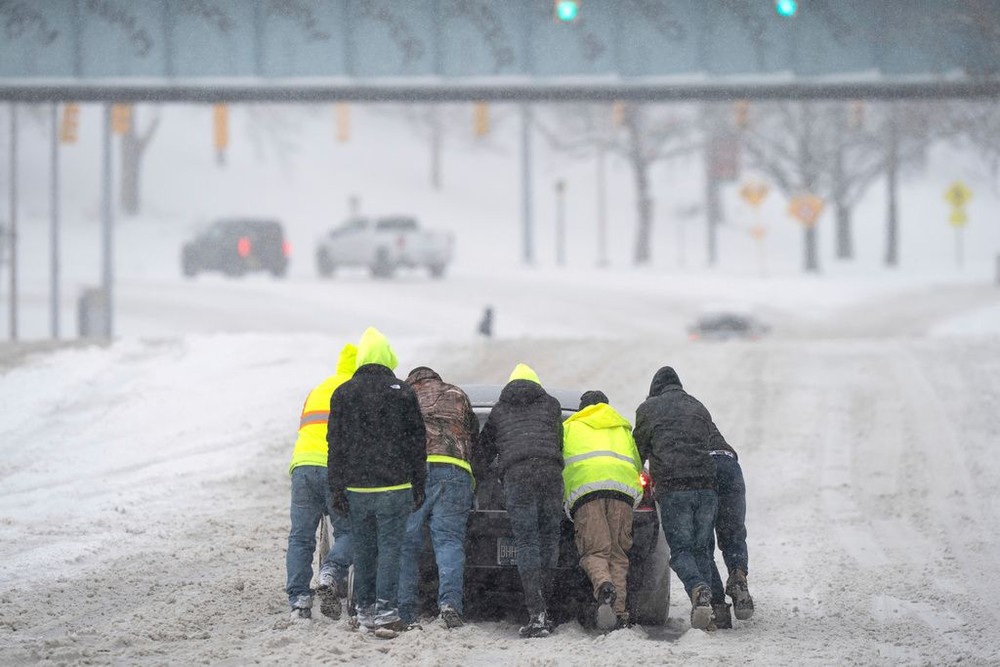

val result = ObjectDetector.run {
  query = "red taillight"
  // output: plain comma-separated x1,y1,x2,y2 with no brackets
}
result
688,333,700,341
237,236,251,258
397,234,406,249
640,470,650,488
282,240,291,257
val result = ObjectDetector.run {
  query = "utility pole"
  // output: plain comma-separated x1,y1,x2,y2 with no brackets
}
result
8,103,18,341
101,103,114,339
520,103,534,266
50,103,61,339
555,180,566,266
596,146,608,267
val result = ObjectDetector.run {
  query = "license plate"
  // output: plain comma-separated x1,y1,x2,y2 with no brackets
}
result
496,536,517,566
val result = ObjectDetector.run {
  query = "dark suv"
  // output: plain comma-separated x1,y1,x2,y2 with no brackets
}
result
403,385,671,627
181,218,289,278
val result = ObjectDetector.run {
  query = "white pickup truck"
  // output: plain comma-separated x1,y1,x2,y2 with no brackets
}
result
315,216,454,279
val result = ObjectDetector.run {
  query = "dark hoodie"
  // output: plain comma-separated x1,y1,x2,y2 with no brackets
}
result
478,379,564,483
633,366,716,495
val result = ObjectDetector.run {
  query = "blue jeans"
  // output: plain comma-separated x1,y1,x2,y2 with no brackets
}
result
504,468,564,616
347,487,413,623
398,464,474,623
709,454,749,604
285,465,354,606
659,489,718,598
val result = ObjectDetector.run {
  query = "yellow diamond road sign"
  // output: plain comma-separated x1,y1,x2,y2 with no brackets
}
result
740,181,769,207
944,181,972,208
788,194,825,228
949,209,968,227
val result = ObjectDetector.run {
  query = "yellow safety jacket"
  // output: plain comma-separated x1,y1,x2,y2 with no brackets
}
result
288,343,357,474
562,402,643,516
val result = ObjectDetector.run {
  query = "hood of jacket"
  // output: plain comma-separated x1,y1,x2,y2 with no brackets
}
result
564,402,632,431
508,363,541,385
499,377,548,406
355,327,398,370
406,366,441,385
335,343,358,378
648,366,682,397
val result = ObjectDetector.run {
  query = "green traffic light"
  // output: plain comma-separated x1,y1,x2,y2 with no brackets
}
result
775,0,797,17
556,0,579,22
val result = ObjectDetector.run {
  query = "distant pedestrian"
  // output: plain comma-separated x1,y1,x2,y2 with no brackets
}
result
398,366,480,629
706,423,754,628
285,343,357,621
633,366,718,631
477,306,494,338
327,327,427,637
561,390,643,632
478,363,564,638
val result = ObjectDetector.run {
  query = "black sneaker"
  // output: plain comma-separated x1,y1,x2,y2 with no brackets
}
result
290,607,312,621
726,569,755,620
712,603,733,629
519,611,550,638
440,605,464,629
689,584,713,630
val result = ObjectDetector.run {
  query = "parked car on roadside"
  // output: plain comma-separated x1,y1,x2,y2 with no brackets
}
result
181,218,290,278
687,311,770,341
315,215,453,279
337,385,671,628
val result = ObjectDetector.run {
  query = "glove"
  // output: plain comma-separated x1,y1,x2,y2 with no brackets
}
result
412,485,426,511
330,488,349,517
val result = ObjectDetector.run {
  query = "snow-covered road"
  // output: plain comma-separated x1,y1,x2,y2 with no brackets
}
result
1,270,999,665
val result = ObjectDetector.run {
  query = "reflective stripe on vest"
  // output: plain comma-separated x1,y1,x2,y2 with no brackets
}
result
564,449,638,466
565,478,642,518
346,483,413,493
299,410,329,429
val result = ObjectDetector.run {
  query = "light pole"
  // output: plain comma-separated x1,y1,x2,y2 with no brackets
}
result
555,179,566,267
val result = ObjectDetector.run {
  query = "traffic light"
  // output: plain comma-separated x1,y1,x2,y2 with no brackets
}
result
60,103,80,144
775,0,797,17
554,0,580,22
473,102,490,137
111,103,131,135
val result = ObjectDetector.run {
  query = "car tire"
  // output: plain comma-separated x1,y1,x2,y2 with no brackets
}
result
370,248,395,279
269,262,288,278
633,513,671,626
315,515,331,587
316,248,335,278
428,263,446,279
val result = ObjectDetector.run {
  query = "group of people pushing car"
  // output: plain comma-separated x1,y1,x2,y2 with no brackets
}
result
284,326,754,639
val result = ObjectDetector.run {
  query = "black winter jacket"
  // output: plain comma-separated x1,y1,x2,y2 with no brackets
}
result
477,379,564,483
633,367,717,495
327,363,427,495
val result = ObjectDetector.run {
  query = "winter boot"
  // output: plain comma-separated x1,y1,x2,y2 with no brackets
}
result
595,582,617,633
440,604,464,629
726,569,755,620
290,594,313,621
712,602,733,629
689,584,713,630
519,610,551,638
318,585,342,620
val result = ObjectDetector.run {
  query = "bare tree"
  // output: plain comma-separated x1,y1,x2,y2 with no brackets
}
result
536,103,699,265
120,106,160,217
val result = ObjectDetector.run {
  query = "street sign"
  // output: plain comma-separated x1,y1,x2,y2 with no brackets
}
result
944,181,972,208
949,209,968,227
749,224,767,240
788,194,824,228
740,181,769,207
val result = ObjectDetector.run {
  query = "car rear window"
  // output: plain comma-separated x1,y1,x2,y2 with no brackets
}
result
376,217,417,231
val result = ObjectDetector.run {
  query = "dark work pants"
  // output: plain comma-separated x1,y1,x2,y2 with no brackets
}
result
709,453,749,604
504,467,564,616
659,489,717,599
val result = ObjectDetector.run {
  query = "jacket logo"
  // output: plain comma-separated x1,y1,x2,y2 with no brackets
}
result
390,384,401,390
